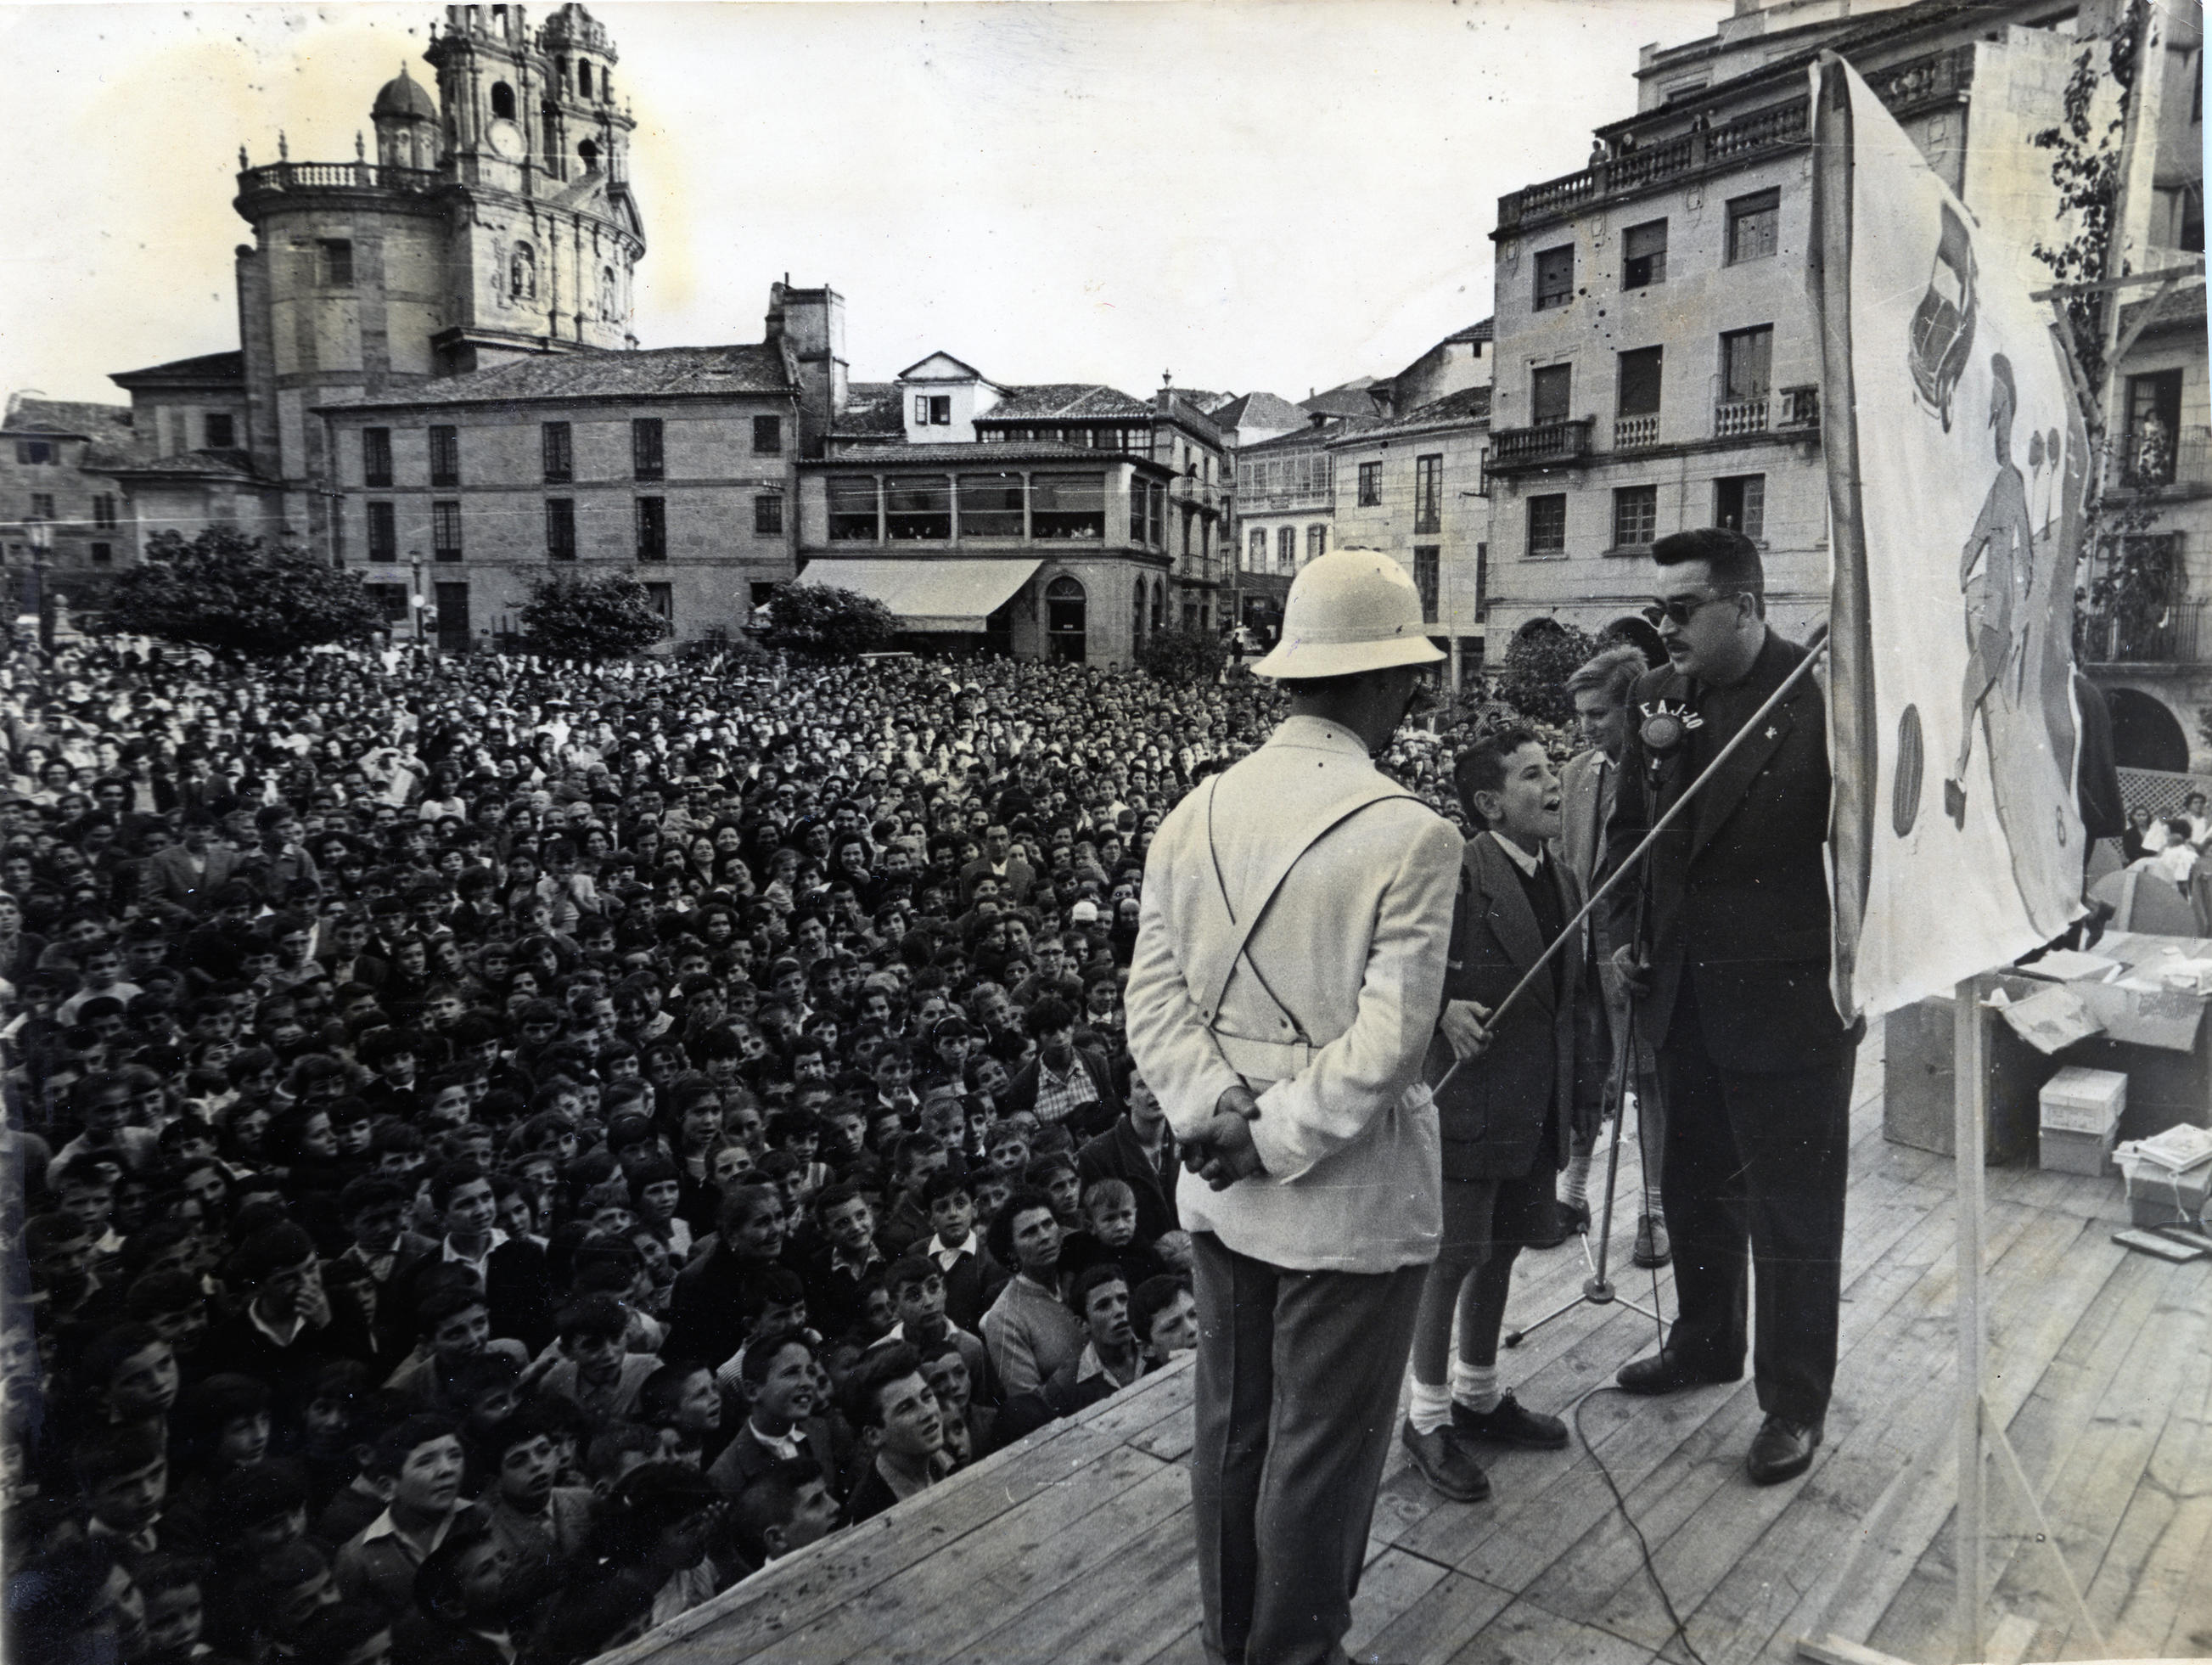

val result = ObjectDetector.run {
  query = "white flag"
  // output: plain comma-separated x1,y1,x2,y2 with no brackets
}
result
1813,53,2089,1021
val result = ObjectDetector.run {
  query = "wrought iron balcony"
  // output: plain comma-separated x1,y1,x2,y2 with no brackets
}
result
1485,418,1594,474
2079,593,2206,666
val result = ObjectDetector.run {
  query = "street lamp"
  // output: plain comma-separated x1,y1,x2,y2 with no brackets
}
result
25,517,53,651
409,553,426,646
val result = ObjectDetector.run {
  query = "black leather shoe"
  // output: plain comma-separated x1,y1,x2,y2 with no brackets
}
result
1746,1415,1822,1484
1631,1213,1671,1268
1614,1349,1741,1396
1451,1390,1569,1449
1530,1200,1588,1251
1401,1418,1491,1502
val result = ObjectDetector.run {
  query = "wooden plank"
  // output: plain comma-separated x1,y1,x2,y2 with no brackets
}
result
1357,1572,1519,1665
951,1500,1201,1664
1861,1252,2186,1661
627,1371,1196,1664
1693,1207,2123,1664
1343,1548,1454,1660
741,1448,1184,1664
2041,1250,2211,1657
1384,1178,1950,1586
1443,1595,1663,1665
1799,1222,2140,1657
1558,1201,2073,1656
1794,1635,1919,1665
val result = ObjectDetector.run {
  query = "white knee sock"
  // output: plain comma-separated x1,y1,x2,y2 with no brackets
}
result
1408,1377,1453,1435
1451,1361,1500,1415
1561,1141,1594,1210
1642,1183,1664,1219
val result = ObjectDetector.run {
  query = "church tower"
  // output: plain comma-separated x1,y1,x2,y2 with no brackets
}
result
424,3,645,372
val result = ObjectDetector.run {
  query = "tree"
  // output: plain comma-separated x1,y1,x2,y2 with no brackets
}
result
104,527,384,657
1137,626,1228,687
1491,620,1602,728
757,580,899,660
519,572,671,660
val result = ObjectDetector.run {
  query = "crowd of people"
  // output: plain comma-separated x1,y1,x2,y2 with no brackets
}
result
0,633,1490,1665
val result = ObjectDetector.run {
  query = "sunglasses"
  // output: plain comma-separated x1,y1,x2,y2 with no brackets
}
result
1641,589,1745,630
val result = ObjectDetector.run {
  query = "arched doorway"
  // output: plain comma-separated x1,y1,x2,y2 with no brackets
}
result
1047,575,1087,663
1150,578,1165,638
1132,577,1147,653
2106,686,2191,772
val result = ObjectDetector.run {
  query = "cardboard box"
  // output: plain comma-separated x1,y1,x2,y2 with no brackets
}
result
2039,1066,2127,1133
1883,977,2049,1163
2041,1124,2117,1176
2123,1162,2212,1228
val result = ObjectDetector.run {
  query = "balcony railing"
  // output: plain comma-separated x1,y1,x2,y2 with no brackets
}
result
1715,397,1770,439
2079,594,2206,665
1498,44,1973,233
237,161,441,197
1614,413,1660,451
2114,430,2212,493
1486,417,1594,473
1711,386,1821,440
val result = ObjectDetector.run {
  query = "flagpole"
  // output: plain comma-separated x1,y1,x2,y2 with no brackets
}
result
1431,627,1830,1095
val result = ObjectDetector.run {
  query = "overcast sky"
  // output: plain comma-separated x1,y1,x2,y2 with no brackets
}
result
1,0,1728,408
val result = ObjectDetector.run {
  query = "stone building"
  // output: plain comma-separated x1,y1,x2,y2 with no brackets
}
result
794,354,1227,665
1233,423,1345,643
316,326,808,649
0,397,142,581
1480,0,2201,689
1328,386,1491,688
98,2,651,561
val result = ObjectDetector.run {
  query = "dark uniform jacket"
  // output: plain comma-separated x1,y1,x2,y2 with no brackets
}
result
1603,630,1860,1074
1422,831,1596,1182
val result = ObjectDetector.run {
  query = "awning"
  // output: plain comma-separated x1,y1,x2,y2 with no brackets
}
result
794,558,1042,633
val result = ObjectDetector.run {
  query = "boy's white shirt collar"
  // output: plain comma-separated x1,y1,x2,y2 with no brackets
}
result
1487,829,1544,878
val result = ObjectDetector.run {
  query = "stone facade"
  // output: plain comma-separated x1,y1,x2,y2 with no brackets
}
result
319,344,800,648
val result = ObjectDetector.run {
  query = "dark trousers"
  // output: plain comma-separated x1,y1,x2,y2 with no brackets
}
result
1655,981,1854,1426
1189,1231,1428,1665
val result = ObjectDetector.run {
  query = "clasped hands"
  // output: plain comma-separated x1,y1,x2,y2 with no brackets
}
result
1182,1083,1267,1191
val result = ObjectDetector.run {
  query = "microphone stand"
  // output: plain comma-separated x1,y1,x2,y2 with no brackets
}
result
1502,839,1663,1347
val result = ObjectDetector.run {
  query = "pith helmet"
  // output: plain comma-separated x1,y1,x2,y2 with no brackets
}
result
1249,548,1445,680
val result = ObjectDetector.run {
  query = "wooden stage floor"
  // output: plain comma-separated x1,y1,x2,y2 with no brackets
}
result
614,1033,2212,1665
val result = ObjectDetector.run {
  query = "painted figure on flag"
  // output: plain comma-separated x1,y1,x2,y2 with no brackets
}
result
1945,355,2032,829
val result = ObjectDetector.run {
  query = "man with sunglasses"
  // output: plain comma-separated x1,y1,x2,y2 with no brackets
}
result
1604,526,1860,1488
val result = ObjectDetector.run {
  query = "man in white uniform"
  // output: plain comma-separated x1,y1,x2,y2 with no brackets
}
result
1126,550,1465,1665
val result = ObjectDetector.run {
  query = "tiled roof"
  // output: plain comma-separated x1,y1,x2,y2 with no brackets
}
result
1443,318,1495,345
1241,418,1359,456
1300,379,1391,419
1210,391,1307,433
109,350,245,387
101,447,270,482
1330,385,1490,442
832,383,907,437
985,384,1151,420
318,344,794,410
805,442,1169,469
3,397,138,440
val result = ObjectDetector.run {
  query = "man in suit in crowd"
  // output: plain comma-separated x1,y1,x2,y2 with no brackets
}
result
958,823,1036,905
1605,526,1861,1486
144,819,246,918
1558,644,1670,1268
1400,728,1592,1504
1127,548,1463,1665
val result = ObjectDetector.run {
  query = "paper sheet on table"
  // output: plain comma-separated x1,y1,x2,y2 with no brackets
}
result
1996,984,2104,1055
2016,949,2122,984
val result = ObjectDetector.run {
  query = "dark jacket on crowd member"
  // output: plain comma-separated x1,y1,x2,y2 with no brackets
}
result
1001,1043,1122,1137
1075,1116,1181,1246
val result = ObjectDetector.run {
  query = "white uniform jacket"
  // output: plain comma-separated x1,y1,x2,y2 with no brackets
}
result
1125,715,1463,1273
